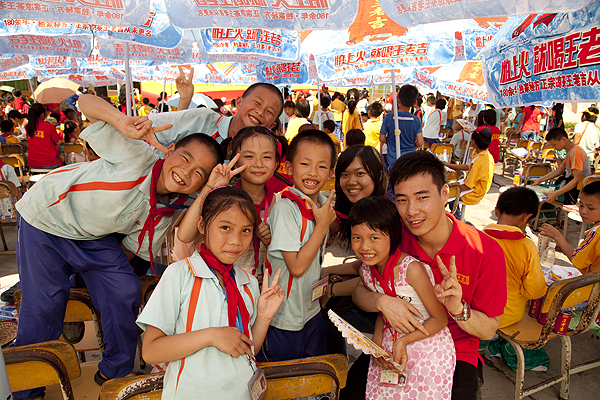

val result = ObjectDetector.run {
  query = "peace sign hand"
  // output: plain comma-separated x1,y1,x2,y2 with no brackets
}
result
175,66,195,102
257,268,285,321
306,190,336,229
205,153,247,189
433,256,463,316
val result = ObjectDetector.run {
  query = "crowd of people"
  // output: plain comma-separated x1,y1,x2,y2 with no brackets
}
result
2,77,600,400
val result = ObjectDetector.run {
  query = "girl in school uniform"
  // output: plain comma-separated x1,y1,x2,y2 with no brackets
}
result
343,197,455,399
138,187,284,400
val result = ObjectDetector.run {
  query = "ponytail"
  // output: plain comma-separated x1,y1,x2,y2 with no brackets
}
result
346,88,359,115
26,103,46,139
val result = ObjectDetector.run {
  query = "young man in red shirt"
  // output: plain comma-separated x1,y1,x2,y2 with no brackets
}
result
353,151,507,399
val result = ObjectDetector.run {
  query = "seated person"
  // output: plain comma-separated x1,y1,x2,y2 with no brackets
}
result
484,187,546,328
444,119,471,160
346,128,365,147
7,110,26,138
363,102,383,152
540,181,600,274
444,128,495,218
532,127,591,205
322,119,341,153
26,103,62,169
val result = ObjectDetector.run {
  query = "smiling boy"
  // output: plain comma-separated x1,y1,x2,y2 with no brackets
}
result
258,130,338,362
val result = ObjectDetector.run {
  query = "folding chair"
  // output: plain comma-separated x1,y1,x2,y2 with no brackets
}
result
452,139,469,163
0,181,18,255
0,155,29,188
519,163,551,187
446,183,462,215
539,145,556,165
502,140,532,176
430,143,454,160
63,143,88,164
1,142,26,159
497,271,600,400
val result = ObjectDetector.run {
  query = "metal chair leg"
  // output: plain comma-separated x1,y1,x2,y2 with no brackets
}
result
559,335,571,400
0,226,7,251
509,339,526,400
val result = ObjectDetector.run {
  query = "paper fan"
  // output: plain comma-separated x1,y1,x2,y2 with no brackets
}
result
328,310,403,371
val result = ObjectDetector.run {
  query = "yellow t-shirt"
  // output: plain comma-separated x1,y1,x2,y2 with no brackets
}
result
342,110,361,134
572,222,600,274
363,118,382,151
327,133,341,153
330,99,346,122
138,105,152,116
285,116,309,143
461,149,495,205
483,224,547,328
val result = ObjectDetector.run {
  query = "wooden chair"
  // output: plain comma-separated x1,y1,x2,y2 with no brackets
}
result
446,169,460,183
0,155,29,187
1,142,26,159
4,340,81,400
98,355,348,400
502,140,532,176
500,130,521,162
446,183,462,214
62,143,88,164
0,181,18,255
519,163,551,186
497,271,600,400
539,145,556,165
452,140,469,162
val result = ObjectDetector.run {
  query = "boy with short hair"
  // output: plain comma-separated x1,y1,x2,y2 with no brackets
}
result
14,95,225,398
445,119,471,160
422,98,448,144
282,100,295,133
346,128,365,147
311,96,335,127
540,181,600,274
138,97,152,116
532,127,591,205
322,119,341,153
0,120,14,145
260,129,337,362
484,187,546,328
363,102,383,152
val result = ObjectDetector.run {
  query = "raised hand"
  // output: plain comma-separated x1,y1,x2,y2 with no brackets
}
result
307,190,336,228
257,269,284,321
125,116,171,153
433,256,463,316
205,153,247,190
211,326,253,358
257,222,271,247
175,66,195,102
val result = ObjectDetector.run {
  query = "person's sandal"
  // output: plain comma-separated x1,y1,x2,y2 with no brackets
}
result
94,370,109,386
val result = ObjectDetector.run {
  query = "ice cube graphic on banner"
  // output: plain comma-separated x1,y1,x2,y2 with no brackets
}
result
482,1,600,107
0,34,93,57
0,54,28,72
0,0,149,27
165,0,359,30
0,65,35,80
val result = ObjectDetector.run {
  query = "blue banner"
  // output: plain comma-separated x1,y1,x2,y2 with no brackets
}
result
37,67,83,77
483,1,600,107
30,55,78,69
0,34,93,57
431,62,488,103
98,38,193,63
0,0,148,27
0,54,28,72
255,60,308,84
372,68,414,85
165,0,358,30
0,65,35,81
377,0,591,28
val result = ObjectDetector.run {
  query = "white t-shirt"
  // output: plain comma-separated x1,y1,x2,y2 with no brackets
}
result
357,98,369,114
575,121,600,162
422,109,447,139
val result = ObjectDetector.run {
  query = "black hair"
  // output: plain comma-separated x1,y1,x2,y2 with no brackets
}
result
283,100,295,109
287,129,337,169
294,99,310,119
231,98,236,107
271,118,282,136
0,119,14,134
426,95,436,105
143,97,149,104
64,109,77,120
199,186,258,244
398,85,419,108
334,145,386,216
49,112,61,124
26,103,46,138
496,186,539,217
389,151,446,191
230,126,281,164
174,133,224,165
472,127,492,150
242,82,283,117
583,106,599,123
63,121,78,140
320,96,331,108
341,197,403,255
368,102,383,118
581,181,600,199
435,99,447,110
323,119,336,133
546,127,568,141
416,95,423,107
7,110,23,120
346,88,359,115
483,109,496,126
12,89,21,98
332,92,341,101
346,129,365,147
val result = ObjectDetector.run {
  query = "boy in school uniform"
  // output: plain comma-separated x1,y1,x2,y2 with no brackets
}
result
363,102,383,152
259,130,338,362
540,181,600,274
14,95,225,398
422,98,448,145
443,128,495,218
532,127,591,205
483,187,546,328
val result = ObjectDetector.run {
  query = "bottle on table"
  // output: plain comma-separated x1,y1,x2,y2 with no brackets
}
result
513,172,520,186
540,242,556,270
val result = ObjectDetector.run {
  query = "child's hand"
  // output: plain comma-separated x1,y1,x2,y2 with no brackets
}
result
433,256,464,317
546,191,560,203
307,190,336,229
211,327,253,358
257,222,271,247
175,66,194,101
392,339,408,371
540,223,561,240
257,269,285,320
205,153,247,190
124,116,172,153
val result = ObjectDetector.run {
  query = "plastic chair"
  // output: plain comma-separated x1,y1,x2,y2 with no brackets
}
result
497,271,600,400
430,143,454,158
502,140,532,176
0,155,29,188
520,163,551,186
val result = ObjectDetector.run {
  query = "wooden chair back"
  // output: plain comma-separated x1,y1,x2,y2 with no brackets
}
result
447,183,462,214
446,169,460,183
98,372,164,400
577,174,600,190
521,164,551,186
1,143,25,157
430,143,454,155
0,155,28,187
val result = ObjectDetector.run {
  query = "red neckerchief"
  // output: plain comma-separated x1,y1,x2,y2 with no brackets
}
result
369,247,404,298
137,159,187,278
199,244,250,337
235,180,274,273
484,228,526,240
281,187,315,221
335,211,347,224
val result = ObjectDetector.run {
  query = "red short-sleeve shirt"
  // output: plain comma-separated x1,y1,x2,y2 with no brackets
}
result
26,119,61,167
400,213,507,366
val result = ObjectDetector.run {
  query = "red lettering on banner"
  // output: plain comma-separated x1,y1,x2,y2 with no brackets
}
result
499,50,530,84
271,0,328,10
579,27,600,67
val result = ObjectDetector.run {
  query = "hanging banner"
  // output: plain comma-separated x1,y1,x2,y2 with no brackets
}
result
86,74,117,86
414,67,435,89
431,61,488,103
256,60,309,84
30,55,78,69
483,2,600,107
165,0,358,30
0,0,149,27
37,67,83,77
342,75,372,87
1,65,36,80
129,66,156,82
372,68,414,85
377,0,592,28
98,39,193,63
0,34,93,57
0,54,28,72
78,39,154,68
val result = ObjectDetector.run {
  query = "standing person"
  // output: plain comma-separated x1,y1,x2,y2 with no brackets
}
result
413,95,424,123
138,98,152,116
353,151,507,400
421,95,436,125
342,89,363,141
25,103,62,169
138,187,285,400
552,103,564,129
357,89,369,114
311,96,335,128
517,105,543,141
343,197,455,399
284,99,310,143
3,95,14,115
573,106,600,164
331,92,346,140
363,102,383,152
479,109,501,163
422,98,447,145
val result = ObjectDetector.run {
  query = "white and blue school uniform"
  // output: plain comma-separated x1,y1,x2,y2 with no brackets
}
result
149,107,232,146
0,163,20,188
137,252,260,400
